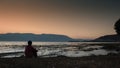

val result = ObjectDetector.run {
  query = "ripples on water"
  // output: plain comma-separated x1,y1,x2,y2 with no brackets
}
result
0,42,120,58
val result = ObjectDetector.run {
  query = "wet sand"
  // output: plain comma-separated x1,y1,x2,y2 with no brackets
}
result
0,55,120,68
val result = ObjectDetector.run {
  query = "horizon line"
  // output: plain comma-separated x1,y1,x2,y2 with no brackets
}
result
0,32,94,39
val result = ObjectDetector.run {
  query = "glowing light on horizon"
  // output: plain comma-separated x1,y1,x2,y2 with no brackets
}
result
0,0,119,39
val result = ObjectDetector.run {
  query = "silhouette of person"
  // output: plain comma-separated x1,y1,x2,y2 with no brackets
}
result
114,19,120,35
25,40,38,58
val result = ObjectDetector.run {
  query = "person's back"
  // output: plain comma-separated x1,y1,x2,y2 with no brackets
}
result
25,41,38,58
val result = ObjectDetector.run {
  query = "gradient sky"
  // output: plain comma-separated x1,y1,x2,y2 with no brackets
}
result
0,0,120,39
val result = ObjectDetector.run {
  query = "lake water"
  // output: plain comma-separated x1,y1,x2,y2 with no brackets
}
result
0,42,119,58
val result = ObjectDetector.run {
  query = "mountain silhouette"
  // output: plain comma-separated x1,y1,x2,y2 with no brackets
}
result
0,33,76,42
93,34,120,42
93,19,120,42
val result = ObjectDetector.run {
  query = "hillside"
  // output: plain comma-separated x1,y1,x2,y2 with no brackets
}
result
0,33,75,42
93,34,120,42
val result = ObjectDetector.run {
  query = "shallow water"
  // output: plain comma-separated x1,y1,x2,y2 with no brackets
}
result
0,42,119,58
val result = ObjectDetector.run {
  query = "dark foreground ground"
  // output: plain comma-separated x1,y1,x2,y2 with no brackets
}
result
0,55,120,68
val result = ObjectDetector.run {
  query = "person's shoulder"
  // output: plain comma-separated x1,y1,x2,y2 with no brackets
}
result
26,45,32,48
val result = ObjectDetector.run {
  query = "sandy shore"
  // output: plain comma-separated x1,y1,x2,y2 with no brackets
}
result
0,55,120,68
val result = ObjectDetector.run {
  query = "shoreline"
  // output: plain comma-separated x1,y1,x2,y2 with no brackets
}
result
0,44,120,58
0,55,120,68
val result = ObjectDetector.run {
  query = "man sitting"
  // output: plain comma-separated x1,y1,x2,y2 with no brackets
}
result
25,41,38,58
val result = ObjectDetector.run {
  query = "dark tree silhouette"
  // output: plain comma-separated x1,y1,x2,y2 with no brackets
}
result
114,19,120,35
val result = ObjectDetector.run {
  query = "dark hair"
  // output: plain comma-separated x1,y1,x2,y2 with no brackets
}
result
28,40,32,45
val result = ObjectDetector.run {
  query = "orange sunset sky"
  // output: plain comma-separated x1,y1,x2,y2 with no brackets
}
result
0,0,120,39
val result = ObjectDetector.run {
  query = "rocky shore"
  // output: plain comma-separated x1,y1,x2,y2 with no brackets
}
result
0,55,120,68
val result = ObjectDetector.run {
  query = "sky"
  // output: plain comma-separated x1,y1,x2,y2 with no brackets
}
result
0,0,120,39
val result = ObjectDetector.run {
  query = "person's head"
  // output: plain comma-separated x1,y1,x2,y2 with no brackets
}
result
114,19,120,35
28,40,32,45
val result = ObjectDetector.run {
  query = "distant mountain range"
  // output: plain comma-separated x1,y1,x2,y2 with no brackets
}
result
0,33,85,42
92,34,120,42
2,33,119,42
